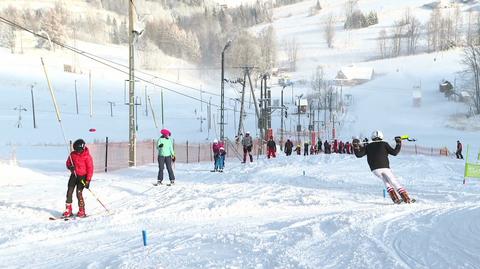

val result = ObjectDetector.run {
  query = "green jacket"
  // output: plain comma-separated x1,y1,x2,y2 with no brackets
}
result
157,137,175,157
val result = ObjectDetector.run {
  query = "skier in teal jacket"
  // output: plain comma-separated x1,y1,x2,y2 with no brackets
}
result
157,128,175,185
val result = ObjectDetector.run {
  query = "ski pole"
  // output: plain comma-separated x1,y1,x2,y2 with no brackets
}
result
86,188,110,213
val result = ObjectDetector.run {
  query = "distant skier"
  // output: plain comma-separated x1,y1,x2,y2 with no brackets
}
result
214,147,226,172
456,140,464,159
212,139,224,171
63,139,94,218
338,140,345,154
157,128,175,185
324,140,331,154
317,139,323,153
242,131,253,163
284,139,294,156
332,139,338,153
304,141,309,156
353,130,413,204
345,141,352,154
267,136,277,159
295,144,302,155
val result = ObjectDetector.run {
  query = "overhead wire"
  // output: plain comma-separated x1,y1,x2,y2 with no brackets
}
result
0,16,249,113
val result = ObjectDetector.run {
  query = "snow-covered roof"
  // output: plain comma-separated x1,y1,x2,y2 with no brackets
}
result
336,66,374,81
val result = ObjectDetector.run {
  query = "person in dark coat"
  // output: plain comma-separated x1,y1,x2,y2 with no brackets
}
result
456,140,464,159
304,141,309,156
267,136,277,159
284,139,294,156
317,139,323,153
353,131,412,204
324,140,330,154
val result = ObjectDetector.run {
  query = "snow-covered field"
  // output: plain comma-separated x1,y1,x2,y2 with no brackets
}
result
1,152,479,268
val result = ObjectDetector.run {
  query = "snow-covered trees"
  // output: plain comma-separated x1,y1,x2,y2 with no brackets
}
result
284,37,299,71
462,45,480,114
324,14,335,48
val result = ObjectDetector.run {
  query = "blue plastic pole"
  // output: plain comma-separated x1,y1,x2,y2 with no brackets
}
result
142,230,147,246
383,189,386,198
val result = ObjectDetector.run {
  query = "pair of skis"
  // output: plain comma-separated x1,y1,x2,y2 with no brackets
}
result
49,215,89,221
152,182,174,187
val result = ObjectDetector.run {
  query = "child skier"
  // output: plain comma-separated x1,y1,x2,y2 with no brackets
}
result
266,136,276,159
157,128,176,185
63,139,94,218
212,139,224,171
214,147,226,172
353,130,413,204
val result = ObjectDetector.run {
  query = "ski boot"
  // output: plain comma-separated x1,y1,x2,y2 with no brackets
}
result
77,206,86,218
387,189,401,204
62,203,73,217
399,189,411,204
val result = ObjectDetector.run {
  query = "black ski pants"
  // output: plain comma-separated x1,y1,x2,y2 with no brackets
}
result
66,174,86,208
158,156,175,182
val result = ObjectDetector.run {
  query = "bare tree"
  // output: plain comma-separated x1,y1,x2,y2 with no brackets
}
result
377,29,388,58
462,45,480,114
285,37,299,71
453,4,463,45
405,16,421,55
426,8,442,52
391,20,405,57
324,14,335,48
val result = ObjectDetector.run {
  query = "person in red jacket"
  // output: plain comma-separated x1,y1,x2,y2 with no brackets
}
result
63,139,94,218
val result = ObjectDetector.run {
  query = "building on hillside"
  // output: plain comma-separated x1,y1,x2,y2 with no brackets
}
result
335,65,374,86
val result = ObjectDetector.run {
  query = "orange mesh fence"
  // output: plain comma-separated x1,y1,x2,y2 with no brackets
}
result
401,144,450,157
69,139,452,173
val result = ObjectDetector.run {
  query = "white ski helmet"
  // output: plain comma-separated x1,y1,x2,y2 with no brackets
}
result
371,130,384,141
213,139,218,143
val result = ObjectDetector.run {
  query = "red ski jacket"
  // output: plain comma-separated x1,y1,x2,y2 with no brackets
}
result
66,147,94,181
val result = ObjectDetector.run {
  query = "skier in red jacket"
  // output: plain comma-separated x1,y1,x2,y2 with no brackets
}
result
63,139,94,218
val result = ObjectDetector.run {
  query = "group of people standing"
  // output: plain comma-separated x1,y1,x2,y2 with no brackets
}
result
282,138,355,157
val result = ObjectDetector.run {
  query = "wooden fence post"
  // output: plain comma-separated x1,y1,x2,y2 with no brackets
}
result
198,144,201,163
415,144,418,155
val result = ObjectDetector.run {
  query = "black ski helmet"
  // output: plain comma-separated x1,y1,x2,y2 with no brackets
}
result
73,139,86,152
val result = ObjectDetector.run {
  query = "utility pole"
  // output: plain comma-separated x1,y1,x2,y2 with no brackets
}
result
161,88,164,128
108,101,115,117
30,84,37,128
246,67,264,144
74,80,79,114
220,40,231,142
296,94,303,144
145,86,148,116
135,96,141,131
128,0,136,167
237,72,247,139
89,70,93,118
280,85,285,151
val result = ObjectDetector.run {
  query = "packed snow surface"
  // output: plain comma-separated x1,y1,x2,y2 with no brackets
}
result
1,152,479,268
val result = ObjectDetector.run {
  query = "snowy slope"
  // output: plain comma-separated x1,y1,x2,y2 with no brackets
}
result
1,153,479,268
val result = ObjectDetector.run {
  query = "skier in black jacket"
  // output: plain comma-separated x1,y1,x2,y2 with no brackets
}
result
353,130,412,204
284,139,293,156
